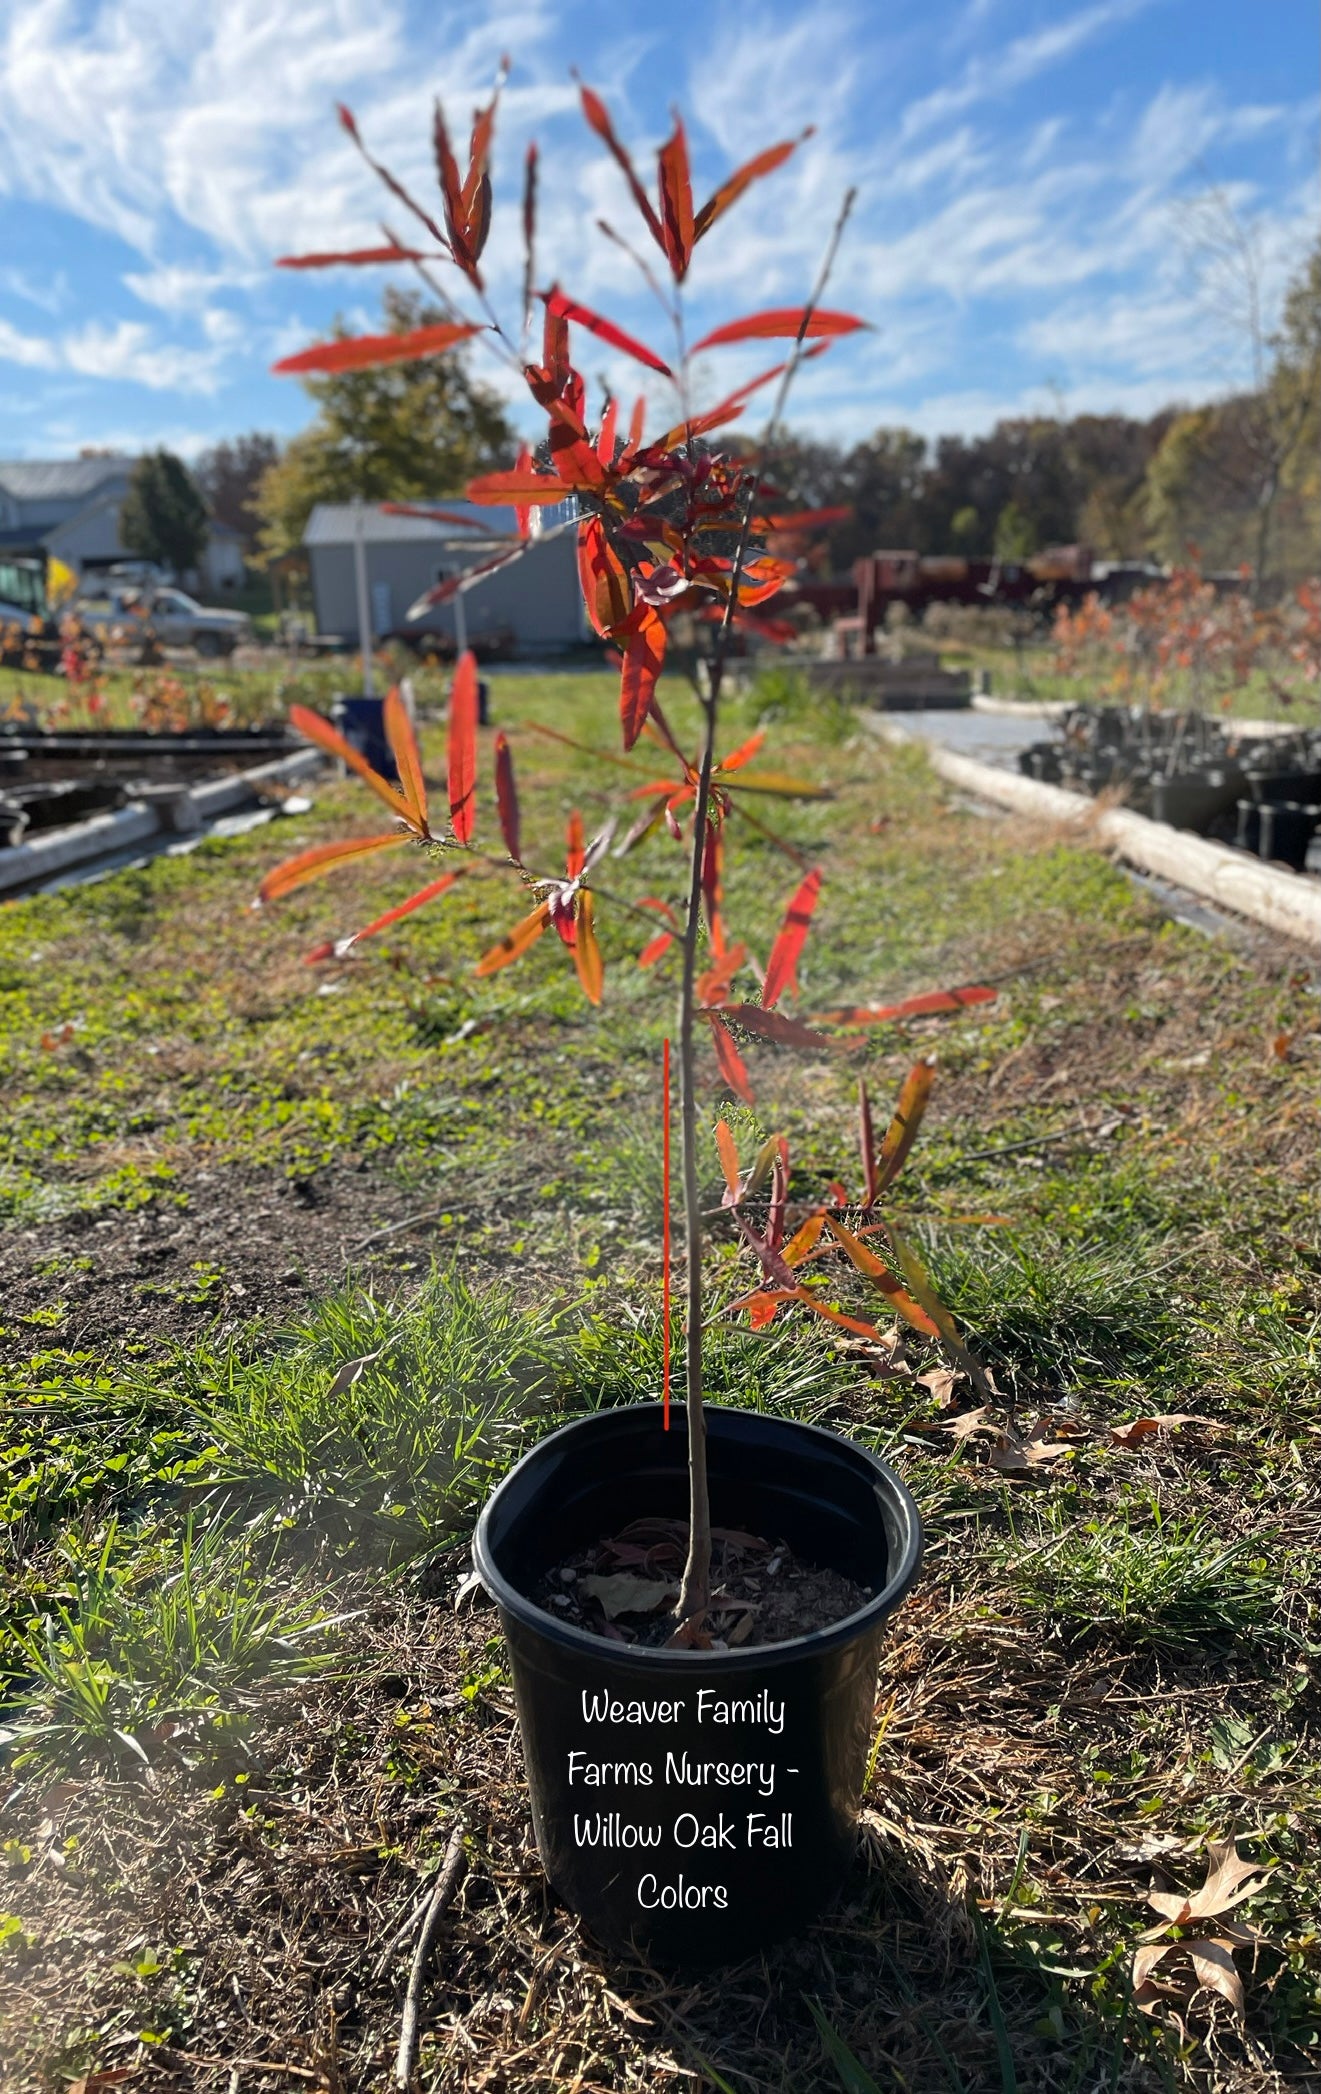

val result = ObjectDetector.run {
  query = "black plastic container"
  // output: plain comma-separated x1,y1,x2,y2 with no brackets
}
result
473,1403,922,1967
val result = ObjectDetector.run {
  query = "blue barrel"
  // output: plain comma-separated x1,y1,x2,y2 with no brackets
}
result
332,695,397,782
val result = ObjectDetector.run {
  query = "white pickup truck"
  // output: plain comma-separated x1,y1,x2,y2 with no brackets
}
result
75,583,252,658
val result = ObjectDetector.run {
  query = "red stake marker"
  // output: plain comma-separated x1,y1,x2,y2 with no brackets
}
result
662,1037,671,1429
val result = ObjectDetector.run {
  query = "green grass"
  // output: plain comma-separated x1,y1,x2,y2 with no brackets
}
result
1002,1498,1285,1651
2,659,1319,2087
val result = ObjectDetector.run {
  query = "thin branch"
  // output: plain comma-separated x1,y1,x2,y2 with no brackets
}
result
395,1821,466,2091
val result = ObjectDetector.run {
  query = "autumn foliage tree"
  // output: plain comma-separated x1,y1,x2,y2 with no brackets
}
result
258,66,996,1629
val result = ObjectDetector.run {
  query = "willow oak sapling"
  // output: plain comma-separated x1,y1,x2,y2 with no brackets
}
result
258,65,995,1632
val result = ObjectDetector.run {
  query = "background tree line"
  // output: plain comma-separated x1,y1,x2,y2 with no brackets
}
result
146,235,1317,603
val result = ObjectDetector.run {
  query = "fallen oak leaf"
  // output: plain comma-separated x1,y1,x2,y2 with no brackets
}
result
578,1573,678,1619
988,1432,1074,1473
1109,1414,1215,1446
1145,1836,1277,1927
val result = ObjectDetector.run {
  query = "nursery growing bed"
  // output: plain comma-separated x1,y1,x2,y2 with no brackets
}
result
2,670,1319,2090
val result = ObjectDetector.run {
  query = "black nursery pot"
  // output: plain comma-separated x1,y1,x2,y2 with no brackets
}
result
472,1403,922,1967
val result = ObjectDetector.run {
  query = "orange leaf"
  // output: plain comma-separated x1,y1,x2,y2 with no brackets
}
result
761,867,822,1008
578,515,631,636
620,610,667,750
573,890,604,1004
257,831,407,903
693,131,812,241
288,704,414,827
273,321,481,374
697,941,749,1008
874,1058,937,1196
447,651,479,843
637,896,678,968
714,1119,741,1202
544,287,671,376
812,985,998,1027
715,730,766,774
783,1213,826,1266
345,868,464,945
689,309,865,353
706,1013,754,1104
475,900,552,977
657,117,694,278
384,685,428,832
494,732,521,861
821,1217,942,1338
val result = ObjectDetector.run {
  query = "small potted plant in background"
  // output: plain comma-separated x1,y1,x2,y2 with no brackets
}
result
259,69,997,1965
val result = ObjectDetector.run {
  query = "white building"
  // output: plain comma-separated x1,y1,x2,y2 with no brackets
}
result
303,499,585,654
0,456,244,596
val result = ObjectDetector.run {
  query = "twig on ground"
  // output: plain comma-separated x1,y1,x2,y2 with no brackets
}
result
352,1207,449,1253
394,1819,467,2091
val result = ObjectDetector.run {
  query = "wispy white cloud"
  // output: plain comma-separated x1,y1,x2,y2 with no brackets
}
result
0,0,1314,449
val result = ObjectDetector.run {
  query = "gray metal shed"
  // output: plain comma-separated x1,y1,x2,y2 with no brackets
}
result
303,500,585,654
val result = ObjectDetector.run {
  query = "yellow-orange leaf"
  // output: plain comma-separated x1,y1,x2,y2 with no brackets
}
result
257,831,407,903
475,900,552,977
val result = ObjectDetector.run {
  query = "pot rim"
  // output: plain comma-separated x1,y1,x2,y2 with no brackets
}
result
472,1401,923,1670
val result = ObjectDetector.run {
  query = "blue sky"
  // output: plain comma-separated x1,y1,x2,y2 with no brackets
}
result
0,0,1315,462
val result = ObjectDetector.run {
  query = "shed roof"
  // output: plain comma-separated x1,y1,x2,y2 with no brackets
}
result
303,498,541,546
0,457,133,502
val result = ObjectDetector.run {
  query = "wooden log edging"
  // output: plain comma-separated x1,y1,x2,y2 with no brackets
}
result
870,722,1321,948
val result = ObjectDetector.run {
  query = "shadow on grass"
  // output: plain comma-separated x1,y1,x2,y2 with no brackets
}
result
586,1839,1162,2094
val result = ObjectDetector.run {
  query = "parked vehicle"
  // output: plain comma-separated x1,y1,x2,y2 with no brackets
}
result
75,583,251,657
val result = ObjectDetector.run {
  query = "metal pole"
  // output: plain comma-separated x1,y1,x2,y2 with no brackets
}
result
353,499,374,698
453,584,467,661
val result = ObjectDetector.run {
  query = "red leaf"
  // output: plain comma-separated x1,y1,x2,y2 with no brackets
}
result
620,610,667,749
761,867,822,1008
288,703,414,827
692,131,812,241
719,1004,834,1050
276,245,443,268
447,651,479,843
494,732,521,861
543,288,672,376
346,868,464,945
701,820,725,953
639,929,676,967
625,394,646,459
465,467,574,504
689,309,865,353
577,515,631,636
565,808,586,880
381,503,499,532
637,896,678,968
273,322,481,375
597,396,619,465
766,505,852,531
657,117,694,278
257,831,407,903
706,1013,754,1104
573,890,605,1005
812,985,998,1027
578,83,664,249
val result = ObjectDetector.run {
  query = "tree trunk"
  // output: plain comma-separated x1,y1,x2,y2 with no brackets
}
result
674,679,719,1627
